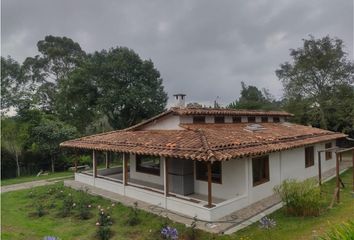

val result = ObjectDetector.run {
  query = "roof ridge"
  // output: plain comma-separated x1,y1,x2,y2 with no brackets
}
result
195,129,219,161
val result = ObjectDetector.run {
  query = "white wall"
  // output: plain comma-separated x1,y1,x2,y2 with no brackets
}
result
141,115,183,130
129,154,165,185
194,159,246,200
247,141,337,204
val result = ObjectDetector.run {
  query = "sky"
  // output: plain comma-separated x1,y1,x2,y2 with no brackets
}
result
2,0,353,107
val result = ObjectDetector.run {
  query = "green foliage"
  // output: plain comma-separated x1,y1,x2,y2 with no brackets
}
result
318,220,354,240
274,178,323,216
96,206,113,240
1,117,29,176
76,190,91,220
228,82,281,110
126,201,140,226
58,193,74,217
277,35,354,134
35,202,45,217
66,47,168,130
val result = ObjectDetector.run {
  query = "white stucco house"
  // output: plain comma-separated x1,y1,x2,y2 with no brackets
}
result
61,94,347,222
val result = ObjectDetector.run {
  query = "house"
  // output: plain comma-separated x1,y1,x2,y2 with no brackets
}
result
60,94,347,222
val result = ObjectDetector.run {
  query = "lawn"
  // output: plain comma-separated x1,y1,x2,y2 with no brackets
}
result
1,169,353,240
1,171,74,186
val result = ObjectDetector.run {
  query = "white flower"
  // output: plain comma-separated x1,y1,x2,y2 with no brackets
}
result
72,203,76,207
88,205,91,208
107,216,110,219
97,205,101,209
68,193,72,196
111,203,115,207
101,211,104,215
107,207,110,210
96,222,100,226
60,190,63,193
100,208,104,212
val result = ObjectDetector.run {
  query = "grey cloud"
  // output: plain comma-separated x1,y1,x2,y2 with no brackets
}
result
2,0,353,106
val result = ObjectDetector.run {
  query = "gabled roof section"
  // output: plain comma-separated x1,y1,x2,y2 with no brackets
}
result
61,122,346,161
126,107,294,130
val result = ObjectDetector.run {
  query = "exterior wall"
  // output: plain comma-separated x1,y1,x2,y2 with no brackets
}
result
180,116,193,124
247,141,336,204
129,154,165,185
194,159,246,200
141,115,183,130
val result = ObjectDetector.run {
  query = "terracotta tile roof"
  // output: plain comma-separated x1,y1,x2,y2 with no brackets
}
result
172,107,294,117
126,107,293,130
61,122,346,161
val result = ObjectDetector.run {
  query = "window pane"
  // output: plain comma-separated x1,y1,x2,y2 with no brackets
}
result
193,116,205,124
248,116,256,123
215,116,225,123
261,117,268,123
305,146,314,167
136,155,160,175
233,116,242,123
196,161,222,183
273,117,280,123
325,142,332,160
252,156,269,186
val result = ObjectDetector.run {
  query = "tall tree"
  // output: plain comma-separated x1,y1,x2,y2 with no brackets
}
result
276,35,354,129
228,82,280,110
22,35,86,112
65,47,168,129
1,118,29,176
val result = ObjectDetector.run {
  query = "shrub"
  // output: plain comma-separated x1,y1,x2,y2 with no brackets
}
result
274,178,323,216
126,202,140,226
35,202,45,217
96,207,113,240
58,193,74,217
76,190,91,220
318,220,354,240
184,216,198,240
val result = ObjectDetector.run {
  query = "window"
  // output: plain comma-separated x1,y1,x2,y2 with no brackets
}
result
273,117,280,123
305,146,314,168
252,156,269,186
233,116,242,123
136,154,160,175
215,116,225,123
325,142,332,160
193,116,205,124
261,117,268,123
248,116,256,123
196,161,222,183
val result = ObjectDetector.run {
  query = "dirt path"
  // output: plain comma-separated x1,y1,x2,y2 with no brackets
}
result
1,176,73,193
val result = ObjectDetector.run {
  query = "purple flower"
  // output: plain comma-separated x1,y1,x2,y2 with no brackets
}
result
161,226,178,240
259,216,276,229
43,236,60,240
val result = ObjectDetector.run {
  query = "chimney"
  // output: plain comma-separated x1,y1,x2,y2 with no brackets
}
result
173,93,186,108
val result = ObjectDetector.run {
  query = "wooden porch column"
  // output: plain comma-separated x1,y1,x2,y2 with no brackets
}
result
164,158,169,197
105,152,110,169
207,161,213,208
335,152,340,203
93,150,97,178
123,153,129,185
318,151,322,185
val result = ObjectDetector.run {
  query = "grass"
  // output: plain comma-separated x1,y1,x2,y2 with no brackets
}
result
1,171,74,186
1,168,353,240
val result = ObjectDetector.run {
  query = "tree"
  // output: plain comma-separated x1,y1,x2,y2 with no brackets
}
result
31,117,78,172
1,118,29,176
228,82,280,110
276,35,354,129
22,35,86,112
65,47,168,129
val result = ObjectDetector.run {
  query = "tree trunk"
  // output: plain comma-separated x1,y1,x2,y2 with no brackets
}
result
51,156,55,173
15,151,21,177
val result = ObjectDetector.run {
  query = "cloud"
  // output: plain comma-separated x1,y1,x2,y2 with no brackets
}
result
2,0,353,106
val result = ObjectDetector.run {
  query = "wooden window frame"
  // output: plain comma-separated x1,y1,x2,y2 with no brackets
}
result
232,116,242,123
214,116,225,124
248,116,256,123
136,154,161,176
305,146,315,168
193,116,206,124
252,155,270,187
196,161,222,184
325,142,332,160
261,116,268,123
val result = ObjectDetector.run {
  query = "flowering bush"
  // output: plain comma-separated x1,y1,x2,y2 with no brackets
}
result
58,193,74,217
161,226,178,240
76,190,91,220
96,207,113,240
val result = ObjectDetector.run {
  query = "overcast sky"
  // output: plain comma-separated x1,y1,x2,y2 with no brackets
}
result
2,0,353,106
